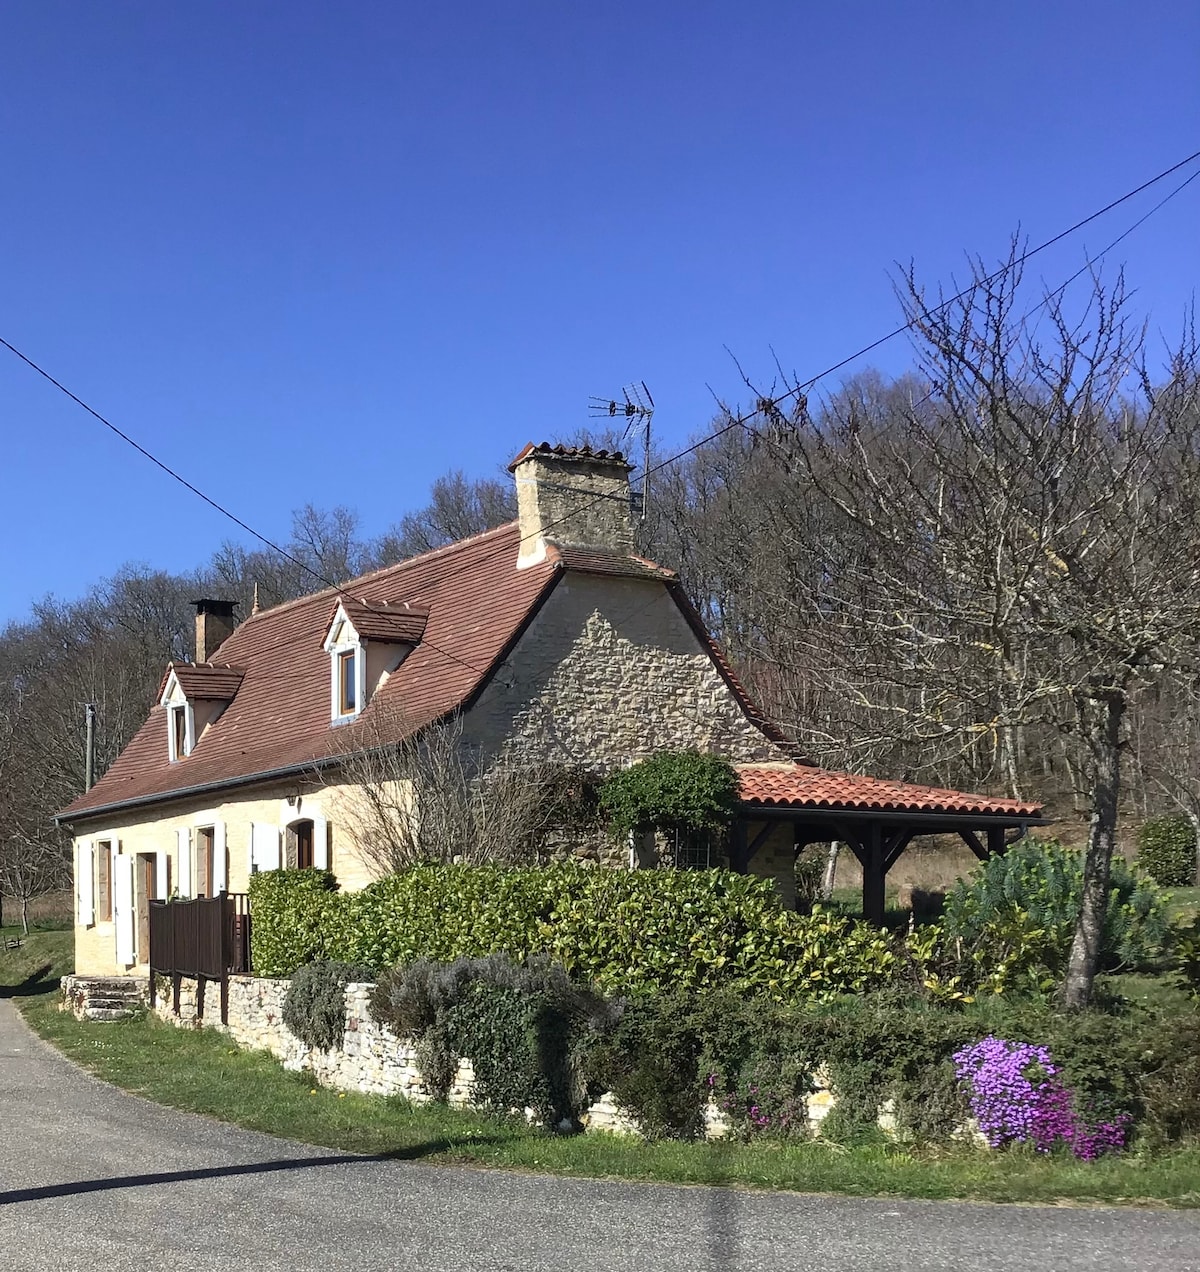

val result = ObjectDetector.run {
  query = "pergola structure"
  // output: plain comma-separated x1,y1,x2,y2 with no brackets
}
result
733,764,1046,925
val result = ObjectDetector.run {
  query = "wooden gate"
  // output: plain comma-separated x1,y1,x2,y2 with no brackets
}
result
148,893,250,1025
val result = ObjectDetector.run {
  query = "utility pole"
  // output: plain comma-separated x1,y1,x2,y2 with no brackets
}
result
84,702,96,792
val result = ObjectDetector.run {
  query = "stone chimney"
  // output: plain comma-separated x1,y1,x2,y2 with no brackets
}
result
193,598,238,663
509,443,635,568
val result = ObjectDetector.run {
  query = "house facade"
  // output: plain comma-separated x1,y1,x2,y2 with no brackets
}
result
60,441,1043,978
59,444,801,976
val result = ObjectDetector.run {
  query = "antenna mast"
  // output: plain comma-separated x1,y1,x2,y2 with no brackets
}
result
588,381,654,519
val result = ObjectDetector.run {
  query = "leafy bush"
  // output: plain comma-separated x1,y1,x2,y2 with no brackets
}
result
942,838,1168,979
1137,815,1197,887
598,751,740,843
585,989,709,1139
370,954,613,1124
250,862,898,999
282,959,375,1050
1138,1010,1200,1143
248,868,342,976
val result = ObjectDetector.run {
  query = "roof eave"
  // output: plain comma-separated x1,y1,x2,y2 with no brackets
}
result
739,803,1048,828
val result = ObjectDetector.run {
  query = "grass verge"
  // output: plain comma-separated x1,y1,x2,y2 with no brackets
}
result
8,982,1197,1207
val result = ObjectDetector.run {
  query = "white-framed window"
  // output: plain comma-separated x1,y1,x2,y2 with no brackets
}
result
323,605,367,724
161,670,195,761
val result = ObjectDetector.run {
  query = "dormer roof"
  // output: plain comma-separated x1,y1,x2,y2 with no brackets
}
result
158,663,246,703
325,597,429,646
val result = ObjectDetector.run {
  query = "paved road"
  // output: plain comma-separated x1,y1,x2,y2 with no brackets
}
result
1,1001,1197,1272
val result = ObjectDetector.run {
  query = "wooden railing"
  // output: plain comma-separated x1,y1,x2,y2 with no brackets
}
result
148,892,250,1025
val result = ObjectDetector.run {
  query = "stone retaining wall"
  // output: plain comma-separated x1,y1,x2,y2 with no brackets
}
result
151,974,642,1133
148,974,865,1138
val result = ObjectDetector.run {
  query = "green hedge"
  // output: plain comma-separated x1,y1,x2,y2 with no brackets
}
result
1138,816,1197,888
248,863,896,999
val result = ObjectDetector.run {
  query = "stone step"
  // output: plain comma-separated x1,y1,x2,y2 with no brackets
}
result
85,1008,137,1021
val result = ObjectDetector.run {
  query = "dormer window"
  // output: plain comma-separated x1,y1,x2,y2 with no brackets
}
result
338,649,358,715
157,662,243,762
171,704,191,761
324,606,367,724
161,673,196,761
322,597,428,725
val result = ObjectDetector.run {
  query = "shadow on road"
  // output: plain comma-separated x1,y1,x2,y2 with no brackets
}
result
0,965,59,999
0,1138,506,1206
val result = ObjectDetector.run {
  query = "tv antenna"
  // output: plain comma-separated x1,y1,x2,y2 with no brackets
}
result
588,381,654,520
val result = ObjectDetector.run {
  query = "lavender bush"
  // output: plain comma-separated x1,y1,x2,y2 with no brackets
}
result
954,1036,1129,1160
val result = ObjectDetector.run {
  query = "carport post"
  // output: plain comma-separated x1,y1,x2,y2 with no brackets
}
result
862,821,886,928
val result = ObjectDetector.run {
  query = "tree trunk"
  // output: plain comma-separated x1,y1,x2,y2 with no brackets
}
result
821,841,840,901
1188,808,1200,888
20,893,29,937
1061,692,1124,1010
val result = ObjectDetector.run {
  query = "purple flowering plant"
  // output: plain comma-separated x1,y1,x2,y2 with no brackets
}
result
953,1036,1129,1160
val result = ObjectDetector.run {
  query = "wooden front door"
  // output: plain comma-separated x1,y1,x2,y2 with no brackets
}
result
136,853,157,963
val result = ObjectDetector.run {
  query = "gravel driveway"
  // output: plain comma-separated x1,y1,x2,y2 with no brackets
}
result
1,1000,1197,1271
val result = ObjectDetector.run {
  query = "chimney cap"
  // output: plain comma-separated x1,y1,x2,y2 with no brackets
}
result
508,441,632,473
192,598,238,618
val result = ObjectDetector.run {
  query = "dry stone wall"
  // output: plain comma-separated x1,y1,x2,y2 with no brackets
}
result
143,972,868,1139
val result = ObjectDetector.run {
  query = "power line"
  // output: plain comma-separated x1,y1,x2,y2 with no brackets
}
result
303,146,1200,605
4,146,1200,680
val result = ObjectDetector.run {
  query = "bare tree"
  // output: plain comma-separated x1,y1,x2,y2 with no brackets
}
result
334,707,591,875
0,831,69,935
371,471,516,564
747,250,1200,1006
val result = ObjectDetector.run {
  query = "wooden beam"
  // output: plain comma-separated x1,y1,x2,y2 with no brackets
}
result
730,820,748,874
882,828,916,874
987,825,1008,857
741,820,775,869
833,823,867,869
959,828,989,862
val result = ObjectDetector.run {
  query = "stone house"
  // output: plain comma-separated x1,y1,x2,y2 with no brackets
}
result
58,442,1041,978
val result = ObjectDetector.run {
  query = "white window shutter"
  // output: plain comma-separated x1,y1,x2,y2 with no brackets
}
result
213,821,227,894
78,843,94,926
113,853,135,965
251,822,281,872
312,815,329,870
177,827,193,898
154,849,170,900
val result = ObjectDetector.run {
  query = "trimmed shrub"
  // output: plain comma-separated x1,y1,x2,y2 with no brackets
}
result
598,751,740,843
370,954,613,1124
249,868,341,977
1137,815,1197,888
282,959,375,1050
942,838,1168,978
585,989,709,1139
250,862,898,999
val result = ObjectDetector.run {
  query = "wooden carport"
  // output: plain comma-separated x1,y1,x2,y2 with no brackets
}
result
732,764,1046,926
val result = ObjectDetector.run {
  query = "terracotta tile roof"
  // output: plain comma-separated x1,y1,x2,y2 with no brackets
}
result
334,597,429,644
737,763,1043,819
551,546,675,580
61,523,560,819
160,664,245,701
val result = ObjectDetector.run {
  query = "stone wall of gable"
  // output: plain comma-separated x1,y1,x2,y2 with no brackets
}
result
463,572,787,773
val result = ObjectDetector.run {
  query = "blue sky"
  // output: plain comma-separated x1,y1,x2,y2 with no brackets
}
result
2,2,1198,622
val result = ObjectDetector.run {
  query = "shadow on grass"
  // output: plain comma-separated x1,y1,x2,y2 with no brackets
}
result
0,965,60,999
0,1137,508,1206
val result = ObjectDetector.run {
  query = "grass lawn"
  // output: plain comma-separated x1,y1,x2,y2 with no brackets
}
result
5,932,1198,1208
